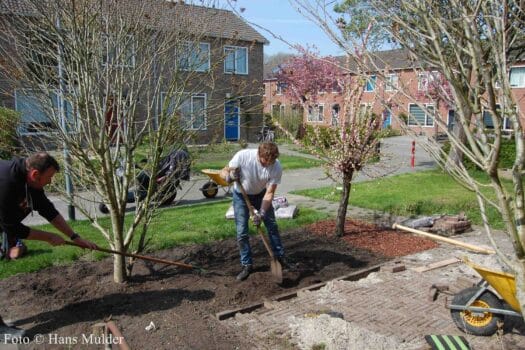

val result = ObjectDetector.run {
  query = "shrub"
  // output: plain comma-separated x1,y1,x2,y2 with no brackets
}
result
442,136,517,170
0,107,21,159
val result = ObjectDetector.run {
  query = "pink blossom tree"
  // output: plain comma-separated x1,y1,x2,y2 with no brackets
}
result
275,47,383,236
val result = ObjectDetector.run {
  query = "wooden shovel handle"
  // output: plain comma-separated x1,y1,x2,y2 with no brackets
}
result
236,180,276,258
64,241,194,269
392,223,495,255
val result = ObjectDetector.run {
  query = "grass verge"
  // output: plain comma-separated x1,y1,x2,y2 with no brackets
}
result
293,169,512,229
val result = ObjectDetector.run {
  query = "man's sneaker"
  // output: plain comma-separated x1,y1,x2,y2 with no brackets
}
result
277,256,296,271
236,265,252,281
0,325,26,341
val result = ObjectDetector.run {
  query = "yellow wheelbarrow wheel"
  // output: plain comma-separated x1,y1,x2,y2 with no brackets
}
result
201,181,219,198
451,286,504,336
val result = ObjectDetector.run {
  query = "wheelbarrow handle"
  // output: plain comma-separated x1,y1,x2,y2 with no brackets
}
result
64,241,193,269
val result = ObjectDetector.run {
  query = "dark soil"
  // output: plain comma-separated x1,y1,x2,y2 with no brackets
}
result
0,220,437,349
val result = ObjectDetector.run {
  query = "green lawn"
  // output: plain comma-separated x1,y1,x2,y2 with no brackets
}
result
193,154,322,173
189,143,321,173
293,169,510,229
0,201,329,279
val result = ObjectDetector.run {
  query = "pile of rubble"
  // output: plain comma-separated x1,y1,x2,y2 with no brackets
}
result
401,213,471,237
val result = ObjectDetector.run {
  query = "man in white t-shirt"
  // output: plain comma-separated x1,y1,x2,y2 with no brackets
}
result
221,142,289,281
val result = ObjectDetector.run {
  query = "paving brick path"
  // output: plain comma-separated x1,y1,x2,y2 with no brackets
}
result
221,234,525,350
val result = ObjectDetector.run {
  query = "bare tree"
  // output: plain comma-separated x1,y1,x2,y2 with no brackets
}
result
0,0,228,282
284,0,525,315
370,0,525,313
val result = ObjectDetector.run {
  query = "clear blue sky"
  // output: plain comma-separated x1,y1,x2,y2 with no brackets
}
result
216,0,344,57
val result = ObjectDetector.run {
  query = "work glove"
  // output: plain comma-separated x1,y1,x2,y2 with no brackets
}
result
251,209,266,226
226,168,240,184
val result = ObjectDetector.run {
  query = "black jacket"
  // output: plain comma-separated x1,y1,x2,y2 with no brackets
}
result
0,158,59,239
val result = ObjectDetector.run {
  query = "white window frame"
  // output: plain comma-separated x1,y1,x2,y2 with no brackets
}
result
279,104,285,118
276,82,286,95
307,104,324,122
102,34,136,68
183,93,207,130
408,103,435,127
161,92,207,131
509,66,525,88
224,45,248,75
482,104,514,131
15,88,76,135
365,75,376,92
331,103,340,126
178,41,210,72
418,71,439,91
385,73,398,92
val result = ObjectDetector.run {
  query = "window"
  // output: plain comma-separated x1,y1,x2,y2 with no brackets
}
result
272,104,285,118
385,74,398,91
331,104,340,126
102,34,135,67
307,104,324,122
359,103,372,117
224,46,248,74
408,103,435,126
418,71,439,91
178,42,210,72
162,92,207,130
15,89,74,134
510,67,525,88
291,104,303,118
365,75,376,92
447,110,456,131
482,104,513,131
276,82,287,95
331,81,342,93
180,94,206,130
271,104,280,118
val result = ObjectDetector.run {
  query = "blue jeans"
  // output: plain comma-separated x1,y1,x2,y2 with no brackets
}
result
232,189,285,266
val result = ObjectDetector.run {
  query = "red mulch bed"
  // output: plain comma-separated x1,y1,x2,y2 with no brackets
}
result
306,219,439,258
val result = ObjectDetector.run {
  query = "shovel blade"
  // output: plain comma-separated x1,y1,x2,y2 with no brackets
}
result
271,258,283,284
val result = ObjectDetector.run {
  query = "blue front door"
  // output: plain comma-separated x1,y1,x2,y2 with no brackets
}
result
224,100,239,141
382,110,392,128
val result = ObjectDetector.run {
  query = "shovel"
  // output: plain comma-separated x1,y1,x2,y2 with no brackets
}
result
64,241,194,270
236,180,283,284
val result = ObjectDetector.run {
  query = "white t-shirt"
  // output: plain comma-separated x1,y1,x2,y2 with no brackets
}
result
229,149,282,195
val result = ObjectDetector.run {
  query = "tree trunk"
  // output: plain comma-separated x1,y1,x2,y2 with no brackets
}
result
113,254,126,283
336,171,354,237
513,261,525,318
111,216,127,283
445,121,466,168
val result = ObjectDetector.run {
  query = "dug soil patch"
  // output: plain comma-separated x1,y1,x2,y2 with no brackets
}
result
0,219,436,349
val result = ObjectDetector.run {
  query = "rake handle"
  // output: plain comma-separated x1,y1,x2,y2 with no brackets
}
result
64,241,193,269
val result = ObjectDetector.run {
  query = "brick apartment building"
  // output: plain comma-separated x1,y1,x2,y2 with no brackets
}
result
263,49,525,138
0,0,268,145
